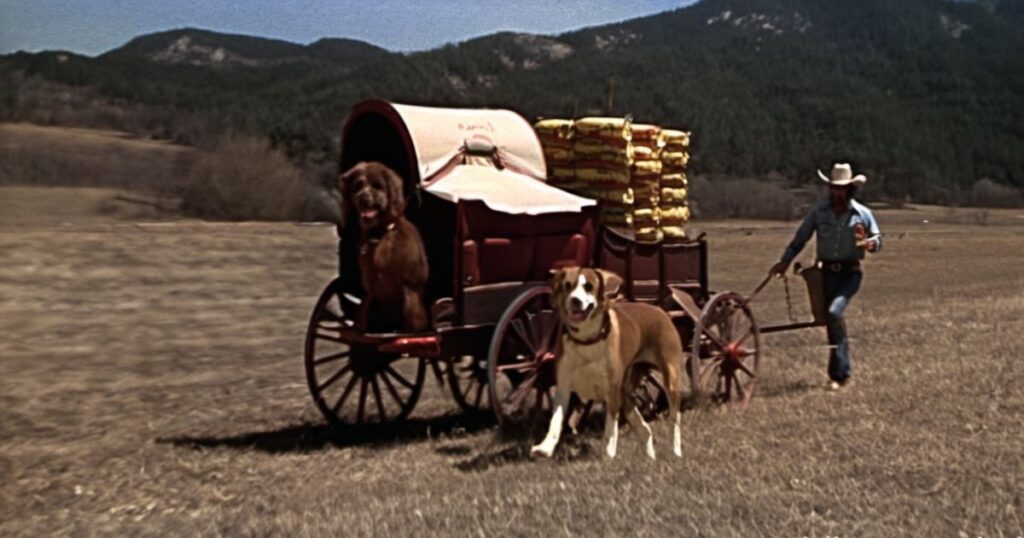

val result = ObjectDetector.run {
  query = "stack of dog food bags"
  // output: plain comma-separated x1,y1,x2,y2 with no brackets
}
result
571,117,634,228
533,119,576,188
659,129,692,240
629,124,664,242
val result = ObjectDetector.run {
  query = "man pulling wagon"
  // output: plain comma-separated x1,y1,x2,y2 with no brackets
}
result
770,163,883,391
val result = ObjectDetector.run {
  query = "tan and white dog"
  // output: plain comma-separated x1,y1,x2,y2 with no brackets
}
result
531,267,685,460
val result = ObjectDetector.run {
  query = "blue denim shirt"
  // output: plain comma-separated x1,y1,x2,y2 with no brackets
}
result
781,199,883,264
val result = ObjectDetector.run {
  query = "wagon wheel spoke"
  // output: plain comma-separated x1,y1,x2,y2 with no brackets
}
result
473,382,486,408
735,360,756,379
498,362,534,373
447,354,492,413
702,328,731,353
356,379,368,424
733,373,746,402
722,306,734,340
314,332,346,344
524,311,542,349
698,357,724,392
384,365,415,389
313,350,350,366
532,310,559,352
379,370,404,407
534,388,547,415
331,374,361,415
317,307,343,323
507,372,538,410
700,355,724,375
458,374,476,402
510,318,537,356
371,378,388,422
317,364,353,392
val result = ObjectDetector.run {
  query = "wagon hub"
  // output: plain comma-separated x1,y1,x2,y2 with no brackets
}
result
350,344,393,377
724,341,743,364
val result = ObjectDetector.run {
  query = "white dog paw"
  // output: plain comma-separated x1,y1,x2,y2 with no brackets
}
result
530,444,553,458
646,443,657,461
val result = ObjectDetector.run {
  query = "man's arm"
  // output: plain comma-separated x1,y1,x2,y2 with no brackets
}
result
865,208,882,252
771,209,816,276
781,209,817,265
855,203,882,253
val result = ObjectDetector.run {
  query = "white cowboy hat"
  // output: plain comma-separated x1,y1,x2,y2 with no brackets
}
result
818,163,867,186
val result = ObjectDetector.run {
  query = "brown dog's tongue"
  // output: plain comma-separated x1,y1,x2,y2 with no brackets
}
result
361,209,379,219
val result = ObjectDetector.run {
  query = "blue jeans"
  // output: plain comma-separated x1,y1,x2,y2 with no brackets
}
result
822,269,863,383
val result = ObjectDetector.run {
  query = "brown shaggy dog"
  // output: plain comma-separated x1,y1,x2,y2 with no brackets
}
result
339,162,429,333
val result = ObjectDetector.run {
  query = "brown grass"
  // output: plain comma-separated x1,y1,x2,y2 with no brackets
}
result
0,123,338,222
0,122,194,190
0,193,1022,536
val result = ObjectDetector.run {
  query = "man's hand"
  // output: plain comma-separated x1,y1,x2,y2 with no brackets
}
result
769,261,789,278
857,239,878,252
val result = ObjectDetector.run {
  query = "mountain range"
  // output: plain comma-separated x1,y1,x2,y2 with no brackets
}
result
3,0,1023,201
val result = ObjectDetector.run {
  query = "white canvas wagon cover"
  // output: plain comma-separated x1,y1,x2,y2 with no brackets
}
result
340,100,594,215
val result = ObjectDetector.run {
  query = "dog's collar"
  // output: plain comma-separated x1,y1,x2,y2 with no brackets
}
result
565,312,611,346
362,221,397,249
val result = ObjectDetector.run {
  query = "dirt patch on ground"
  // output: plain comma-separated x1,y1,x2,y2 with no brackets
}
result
0,191,1022,535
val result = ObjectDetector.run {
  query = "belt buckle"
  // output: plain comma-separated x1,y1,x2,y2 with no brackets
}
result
829,262,842,272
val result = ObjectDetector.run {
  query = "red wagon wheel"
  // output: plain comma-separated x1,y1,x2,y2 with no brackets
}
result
689,291,761,407
447,354,490,413
487,286,561,428
304,279,426,427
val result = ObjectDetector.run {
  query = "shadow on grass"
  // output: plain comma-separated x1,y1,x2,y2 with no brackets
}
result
758,379,818,399
158,411,496,454
450,433,596,473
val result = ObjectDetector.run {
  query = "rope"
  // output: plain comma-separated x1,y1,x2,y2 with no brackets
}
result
782,273,797,324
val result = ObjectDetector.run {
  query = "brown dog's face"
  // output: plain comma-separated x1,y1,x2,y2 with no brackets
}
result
339,162,405,232
549,267,623,328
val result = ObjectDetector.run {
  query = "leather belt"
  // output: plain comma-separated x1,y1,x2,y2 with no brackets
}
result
816,260,861,273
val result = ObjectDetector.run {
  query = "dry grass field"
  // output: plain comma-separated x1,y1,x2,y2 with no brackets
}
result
0,123,193,190
1,185,1022,537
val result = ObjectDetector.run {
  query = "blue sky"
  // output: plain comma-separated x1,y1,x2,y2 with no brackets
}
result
0,0,697,56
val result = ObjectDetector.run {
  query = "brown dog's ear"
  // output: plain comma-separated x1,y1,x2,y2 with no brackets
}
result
548,267,567,293
384,166,406,220
595,269,623,299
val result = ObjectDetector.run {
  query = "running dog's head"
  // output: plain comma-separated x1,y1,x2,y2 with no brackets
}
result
339,161,406,233
549,267,623,330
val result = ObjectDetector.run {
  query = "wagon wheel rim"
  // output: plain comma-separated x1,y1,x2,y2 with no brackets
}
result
447,354,490,413
690,292,761,408
304,279,426,428
487,286,561,429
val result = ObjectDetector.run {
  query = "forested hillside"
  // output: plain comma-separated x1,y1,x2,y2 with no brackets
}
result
3,0,1022,202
